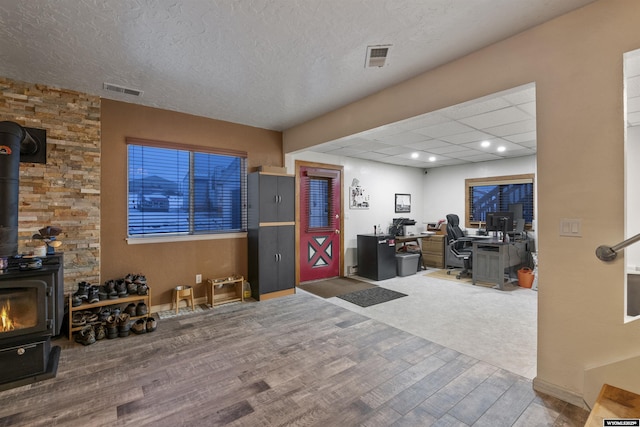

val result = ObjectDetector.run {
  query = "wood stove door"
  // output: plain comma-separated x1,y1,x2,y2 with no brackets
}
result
0,279,49,340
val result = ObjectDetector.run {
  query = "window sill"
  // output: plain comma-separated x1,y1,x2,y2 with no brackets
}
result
126,232,247,245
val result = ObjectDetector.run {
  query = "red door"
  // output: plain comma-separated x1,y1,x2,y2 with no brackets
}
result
299,165,341,282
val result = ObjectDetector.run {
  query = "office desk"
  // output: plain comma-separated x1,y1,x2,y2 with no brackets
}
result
472,238,529,290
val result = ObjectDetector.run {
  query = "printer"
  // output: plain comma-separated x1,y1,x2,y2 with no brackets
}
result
391,218,417,236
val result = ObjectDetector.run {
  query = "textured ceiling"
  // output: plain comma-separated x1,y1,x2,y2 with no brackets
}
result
0,0,596,132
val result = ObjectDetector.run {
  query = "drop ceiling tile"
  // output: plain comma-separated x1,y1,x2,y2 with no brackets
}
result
325,147,367,156
459,106,531,129
518,140,537,148
405,139,450,150
504,131,536,143
628,111,640,127
483,119,536,137
628,96,640,115
375,145,415,155
429,144,474,155
516,101,536,116
440,130,493,144
447,149,484,158
502,86,536,105
354,151,390,161
396,113,452,131
463,153,503,162
500,148,536,157
414,121,476,138
351,141,396,151
627,75,640,98
442,97,511,120
379,131,430,145
310,142,344,152
430,158,470,167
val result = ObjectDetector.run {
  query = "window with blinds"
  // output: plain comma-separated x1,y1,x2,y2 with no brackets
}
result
127,140,247,237
465,174,534,228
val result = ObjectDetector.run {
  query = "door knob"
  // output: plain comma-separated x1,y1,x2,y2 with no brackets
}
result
335,229,340,234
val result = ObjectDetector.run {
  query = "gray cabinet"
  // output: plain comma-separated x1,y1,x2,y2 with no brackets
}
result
248,172,296,300
249,173,294,223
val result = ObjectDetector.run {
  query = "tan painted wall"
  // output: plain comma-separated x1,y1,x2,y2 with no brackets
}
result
284,0,640,405
101,99,282,307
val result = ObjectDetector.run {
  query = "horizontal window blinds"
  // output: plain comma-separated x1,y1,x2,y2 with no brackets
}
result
127,142,247,237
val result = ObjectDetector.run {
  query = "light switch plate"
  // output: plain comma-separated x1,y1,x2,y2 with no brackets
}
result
560,218,582,237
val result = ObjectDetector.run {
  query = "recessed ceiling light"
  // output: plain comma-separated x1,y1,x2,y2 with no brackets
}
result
497,146,506,152
411,152,419,159
429,156,436,162
481,140,491,148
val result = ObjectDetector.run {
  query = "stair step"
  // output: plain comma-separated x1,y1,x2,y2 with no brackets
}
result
586,384,640,426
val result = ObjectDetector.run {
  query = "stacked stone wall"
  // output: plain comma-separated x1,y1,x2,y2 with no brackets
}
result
0,77,100,293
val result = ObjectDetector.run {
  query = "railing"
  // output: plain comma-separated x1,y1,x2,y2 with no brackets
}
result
595,232,640,261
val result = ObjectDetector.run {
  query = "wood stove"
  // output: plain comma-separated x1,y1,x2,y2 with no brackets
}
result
0,254,63,390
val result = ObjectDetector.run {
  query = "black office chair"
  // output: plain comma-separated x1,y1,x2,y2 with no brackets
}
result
445,213,474,279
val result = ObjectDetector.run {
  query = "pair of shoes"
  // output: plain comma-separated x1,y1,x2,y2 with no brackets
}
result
74,281,91,301
127,282,138,295
84,311,99,323
94,324,106,340
131,318,147,334
98,307,111,322
71,312,86,327
124,303,137,317
88,286,100,304
105,315,118,339
98,286,108,301
137,283,149,296
104,280,119,300
115,279,128,298
136,302,148,317
146,317,157,333
75,325,96,346
117,313,131,337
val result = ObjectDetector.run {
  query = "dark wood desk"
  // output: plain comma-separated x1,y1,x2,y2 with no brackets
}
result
472,237,529,290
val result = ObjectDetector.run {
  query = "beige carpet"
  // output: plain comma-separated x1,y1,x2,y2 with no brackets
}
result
425,268,518,290
298,276,376,298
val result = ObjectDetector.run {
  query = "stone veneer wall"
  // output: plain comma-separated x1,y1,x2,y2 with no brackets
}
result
0,76,100,293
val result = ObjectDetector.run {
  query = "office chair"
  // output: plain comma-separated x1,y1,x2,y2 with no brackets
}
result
445,213,474,279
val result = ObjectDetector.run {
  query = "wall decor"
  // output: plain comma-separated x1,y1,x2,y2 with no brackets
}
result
395,193,411,213
349,180,369,209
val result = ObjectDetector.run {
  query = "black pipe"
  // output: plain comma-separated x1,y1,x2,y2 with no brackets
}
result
0,121,24,257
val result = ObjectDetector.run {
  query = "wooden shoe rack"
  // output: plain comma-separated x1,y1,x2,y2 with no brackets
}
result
67,290,151,341
206,275,244,307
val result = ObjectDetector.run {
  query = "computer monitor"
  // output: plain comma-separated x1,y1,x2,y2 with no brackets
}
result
485,211,514,233
508,203,524,220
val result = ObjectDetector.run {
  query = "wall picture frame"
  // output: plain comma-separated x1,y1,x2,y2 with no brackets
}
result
395,193,411,213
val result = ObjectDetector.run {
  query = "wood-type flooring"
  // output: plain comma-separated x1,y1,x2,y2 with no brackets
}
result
0,292,589,426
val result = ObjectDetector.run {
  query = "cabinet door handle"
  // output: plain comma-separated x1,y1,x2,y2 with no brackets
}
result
274,195,278,203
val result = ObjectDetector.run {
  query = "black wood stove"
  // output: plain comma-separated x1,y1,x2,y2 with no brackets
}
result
0,121,62,391
0,255,63,390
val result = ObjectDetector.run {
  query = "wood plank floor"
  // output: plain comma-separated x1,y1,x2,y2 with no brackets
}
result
0,292,588,426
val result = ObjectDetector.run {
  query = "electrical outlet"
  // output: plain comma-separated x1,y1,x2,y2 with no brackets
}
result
195,274,202,284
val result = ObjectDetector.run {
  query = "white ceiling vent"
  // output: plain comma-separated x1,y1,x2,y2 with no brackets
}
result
365,44,392,68
103,82,143,97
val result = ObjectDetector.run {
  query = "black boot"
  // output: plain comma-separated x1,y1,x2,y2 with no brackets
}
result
74,281,90,300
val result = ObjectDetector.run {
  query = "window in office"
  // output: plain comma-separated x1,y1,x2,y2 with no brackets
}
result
466,174,534,227
127,139,247,237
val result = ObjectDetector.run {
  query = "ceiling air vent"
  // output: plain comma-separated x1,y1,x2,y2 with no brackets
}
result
365,44,392,68
103,83,143,97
